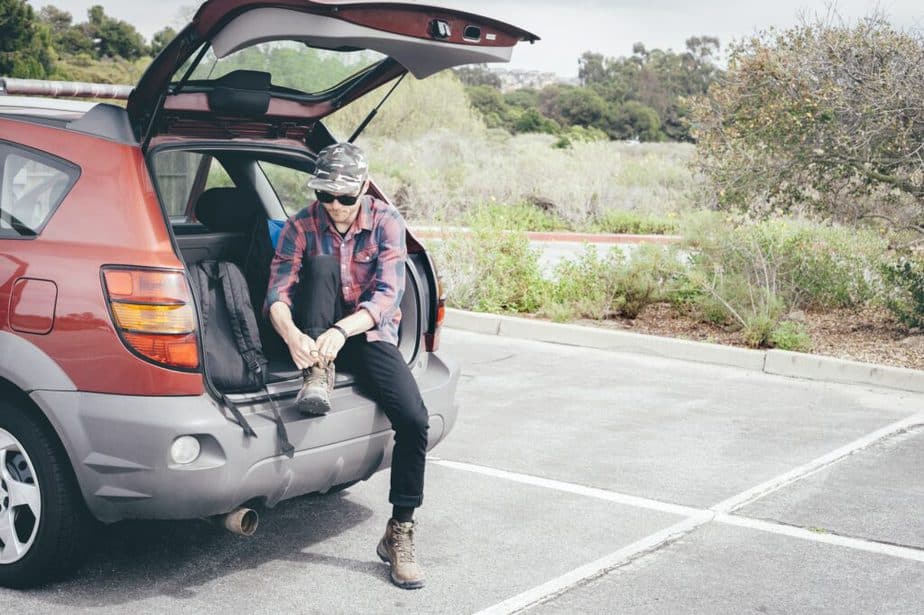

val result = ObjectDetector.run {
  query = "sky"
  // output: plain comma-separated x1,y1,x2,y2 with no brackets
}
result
27,0,924,77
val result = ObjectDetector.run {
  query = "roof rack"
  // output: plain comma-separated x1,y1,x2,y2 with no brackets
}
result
0,78,132,100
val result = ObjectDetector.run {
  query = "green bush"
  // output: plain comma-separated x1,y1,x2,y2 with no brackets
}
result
591,211,680,235
545,244,681,320
546,246,623,320
459,201,571,232
769,321,813,352
682,213,885,346
430,222,547,314
882,256,924,330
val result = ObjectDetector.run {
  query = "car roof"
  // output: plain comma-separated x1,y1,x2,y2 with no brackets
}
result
0,97,137,145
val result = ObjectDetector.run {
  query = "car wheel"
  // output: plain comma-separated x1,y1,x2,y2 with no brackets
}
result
0,400,92,588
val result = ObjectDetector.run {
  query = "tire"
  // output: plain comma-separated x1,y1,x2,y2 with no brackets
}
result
0,400,92,588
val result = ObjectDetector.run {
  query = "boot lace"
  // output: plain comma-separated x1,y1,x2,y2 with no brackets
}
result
392,524,417,563
302,360,334,388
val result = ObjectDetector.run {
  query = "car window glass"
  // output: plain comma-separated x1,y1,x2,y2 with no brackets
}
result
176,43,386,96
259,161,310,217
151,151,233,222
0,144,78,238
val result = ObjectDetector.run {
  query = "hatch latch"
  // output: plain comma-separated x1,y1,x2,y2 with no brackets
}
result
428,19,451,40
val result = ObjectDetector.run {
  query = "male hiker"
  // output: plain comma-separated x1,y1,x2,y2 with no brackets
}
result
265,142,428,589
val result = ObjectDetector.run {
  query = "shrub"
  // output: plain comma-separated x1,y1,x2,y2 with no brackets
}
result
590,211,679,235
545,243,681,320
459,201,571,232
430,222,547,314
881,256,924,330
769,321,813,352
682,212,886,346
690,14,924,222
546,246,624,320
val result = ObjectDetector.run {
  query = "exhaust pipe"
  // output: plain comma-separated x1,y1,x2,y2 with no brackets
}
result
215,507,259,536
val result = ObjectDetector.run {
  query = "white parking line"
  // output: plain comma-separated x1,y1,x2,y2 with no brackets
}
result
473,514,714,615
716,514,924,563
710,411,924,514
430,459,703,518
436,411,924,614
435,459,924,565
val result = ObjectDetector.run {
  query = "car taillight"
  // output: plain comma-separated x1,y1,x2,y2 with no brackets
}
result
102,267,199,370
426,273,446,352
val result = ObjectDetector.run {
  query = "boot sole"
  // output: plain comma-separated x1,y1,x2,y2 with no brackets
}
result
377,541,426,589
295,396,331,416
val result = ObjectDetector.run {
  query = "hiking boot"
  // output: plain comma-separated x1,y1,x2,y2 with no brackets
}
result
294,362,334,415
376,519,425,589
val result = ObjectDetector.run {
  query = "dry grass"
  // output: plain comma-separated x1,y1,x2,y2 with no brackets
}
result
361,132,699,225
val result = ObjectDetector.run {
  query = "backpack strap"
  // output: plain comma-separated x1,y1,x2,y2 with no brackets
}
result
217,262,294,458
195,262,258,440
192,263,212,337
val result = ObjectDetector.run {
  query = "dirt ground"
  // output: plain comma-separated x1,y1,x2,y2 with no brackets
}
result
573,304,924,372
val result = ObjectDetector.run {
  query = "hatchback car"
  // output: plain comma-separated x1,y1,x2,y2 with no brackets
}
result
0,0,536,587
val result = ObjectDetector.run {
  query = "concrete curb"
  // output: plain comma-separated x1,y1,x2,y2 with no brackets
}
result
445,309,924,394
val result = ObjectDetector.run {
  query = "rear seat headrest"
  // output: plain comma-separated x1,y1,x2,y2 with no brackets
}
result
195,187,258,232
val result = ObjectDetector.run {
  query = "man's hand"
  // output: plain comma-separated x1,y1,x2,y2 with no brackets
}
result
315,328,347,363
285,331,319,370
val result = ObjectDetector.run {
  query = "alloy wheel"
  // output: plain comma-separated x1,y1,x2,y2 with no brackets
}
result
0,428,41,564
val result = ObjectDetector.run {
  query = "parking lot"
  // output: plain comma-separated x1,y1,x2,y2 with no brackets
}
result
3,328,923,613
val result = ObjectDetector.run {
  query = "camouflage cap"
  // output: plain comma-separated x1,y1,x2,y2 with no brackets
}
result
307,142,369,195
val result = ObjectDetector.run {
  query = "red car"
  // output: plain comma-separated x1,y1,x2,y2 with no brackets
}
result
0,0,536,587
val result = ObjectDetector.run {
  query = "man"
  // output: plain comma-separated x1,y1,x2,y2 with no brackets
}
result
265,142,428,590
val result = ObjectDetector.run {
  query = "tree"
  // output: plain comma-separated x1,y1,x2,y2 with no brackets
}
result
85,5,148,59
39,5,94,56
512,108,559,134
691,14,924,223
575,38,721,141
0,0,55,78
150,27,177,56
453,65,501,88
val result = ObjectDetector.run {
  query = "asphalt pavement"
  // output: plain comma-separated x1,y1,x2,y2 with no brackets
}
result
2,329,922,613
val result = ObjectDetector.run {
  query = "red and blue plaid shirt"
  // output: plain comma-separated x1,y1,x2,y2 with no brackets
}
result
265,195,406,345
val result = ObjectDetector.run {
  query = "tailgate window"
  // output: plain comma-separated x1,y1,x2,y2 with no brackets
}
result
178,43,387,96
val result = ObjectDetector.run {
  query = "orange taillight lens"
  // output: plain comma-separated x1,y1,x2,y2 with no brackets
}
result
111,303,195,334
103,268,199,370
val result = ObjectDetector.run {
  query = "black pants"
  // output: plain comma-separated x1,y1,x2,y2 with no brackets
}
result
292,255,428,508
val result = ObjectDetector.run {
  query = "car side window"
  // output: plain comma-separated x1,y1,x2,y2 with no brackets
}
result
0,142,79,238
151,151,234,223
259,161,310,218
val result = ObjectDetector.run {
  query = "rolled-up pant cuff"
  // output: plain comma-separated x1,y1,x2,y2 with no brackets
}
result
389,493,423,508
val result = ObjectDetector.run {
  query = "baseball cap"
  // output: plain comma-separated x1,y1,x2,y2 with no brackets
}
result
307,143,369,194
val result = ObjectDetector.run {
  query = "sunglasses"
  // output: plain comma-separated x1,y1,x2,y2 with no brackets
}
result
315,190,361,206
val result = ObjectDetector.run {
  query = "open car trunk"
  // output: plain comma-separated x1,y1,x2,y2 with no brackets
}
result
149,144,431,401
136,0,535,402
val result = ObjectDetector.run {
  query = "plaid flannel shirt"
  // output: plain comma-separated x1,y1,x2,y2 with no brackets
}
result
265,195,406,345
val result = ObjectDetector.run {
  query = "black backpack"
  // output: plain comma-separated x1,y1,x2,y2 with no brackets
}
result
191,260,294,457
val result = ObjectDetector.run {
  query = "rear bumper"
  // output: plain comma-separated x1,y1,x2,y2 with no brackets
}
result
31,353,459,523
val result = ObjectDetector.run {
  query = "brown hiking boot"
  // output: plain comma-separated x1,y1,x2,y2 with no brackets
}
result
376,519,425,589
294,362,334,415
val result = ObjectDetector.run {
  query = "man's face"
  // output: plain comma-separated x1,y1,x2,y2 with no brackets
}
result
316,182,366,226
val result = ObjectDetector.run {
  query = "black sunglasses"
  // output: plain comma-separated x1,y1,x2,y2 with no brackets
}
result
315,190,361,206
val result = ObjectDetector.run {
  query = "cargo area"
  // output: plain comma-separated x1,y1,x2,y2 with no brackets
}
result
148,144,428,397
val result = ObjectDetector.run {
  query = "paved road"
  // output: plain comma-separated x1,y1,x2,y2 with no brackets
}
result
3,329,923,613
